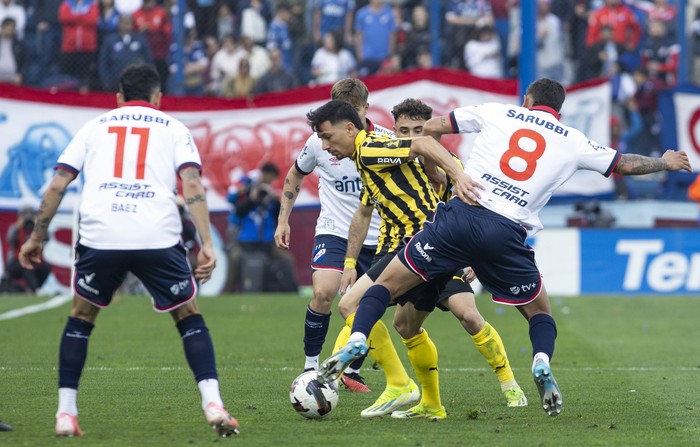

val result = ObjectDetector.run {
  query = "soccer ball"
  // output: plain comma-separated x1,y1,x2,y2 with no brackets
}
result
289,370,339,419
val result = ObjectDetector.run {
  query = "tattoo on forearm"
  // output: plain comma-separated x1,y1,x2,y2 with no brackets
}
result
440,117,446,127
615,154,665,175
295,185,300,193
285,178,290,185
284,191,294,199
186,194,206,205
181,167,200,180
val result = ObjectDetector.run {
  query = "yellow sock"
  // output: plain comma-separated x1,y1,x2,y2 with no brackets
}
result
343,312,410,388
403,329,441,409
472,322,516,391
333,324,351,354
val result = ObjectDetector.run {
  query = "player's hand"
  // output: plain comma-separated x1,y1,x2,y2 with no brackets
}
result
662,150,692,172
462,267,476,283
18,238,43,270
452,172,484,205
339,268,357,295
274,223,291,249
195,245,216,284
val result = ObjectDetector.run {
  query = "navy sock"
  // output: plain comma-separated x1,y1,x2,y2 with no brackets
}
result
177,314,218,382
529,313,557,360
352,285,391,337
303,306,330,357
58,316,95,389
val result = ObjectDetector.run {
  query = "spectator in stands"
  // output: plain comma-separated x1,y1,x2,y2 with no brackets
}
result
168,26,208,95
377,52,402,75
209,34,240,95
536,0,565,83
630,0,677,38
630,67,662,156
2,206,51,293
311,0,355,47
639,19,679,85
415,45,433,69
266,1,294,71
97,0,119,45
222,57,255,98
463,24,503,79
586,0,642,50
98,14,152,91
0,0,25,40
693,8,700,85
215,2,235,42
23,0,63,86
489,0,510,73
354,0,397,77
310,30,356,85
238,0,271,47
190,0,217,39
253,47,298,93
238,34,270,79
59,0,100,91
133,0,171,90
579,24,623,82
400,4,431,69
569,0,591,77
0,17,24,84
444,0,494,68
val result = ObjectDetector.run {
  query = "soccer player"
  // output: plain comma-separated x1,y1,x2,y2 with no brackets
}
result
321,78,692,417
306,99,481,420
19,64,239,437
274,78,389,392
333,98,527,419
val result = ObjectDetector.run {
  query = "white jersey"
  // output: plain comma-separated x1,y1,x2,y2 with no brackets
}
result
451,102,620,236
295,120,389,246
57,101,201,250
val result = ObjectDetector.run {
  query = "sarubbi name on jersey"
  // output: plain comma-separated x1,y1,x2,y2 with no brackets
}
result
99,114,170,125
506,109,569,136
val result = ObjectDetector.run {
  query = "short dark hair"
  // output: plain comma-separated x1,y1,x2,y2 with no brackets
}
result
260,162,280,177
119,64,161,102
391,98,432,122
525,78,566,113
306,100,363,133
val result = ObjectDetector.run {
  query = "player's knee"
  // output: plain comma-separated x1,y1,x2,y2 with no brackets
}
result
455,310,485,335
393,318,420,339
310,290,334,314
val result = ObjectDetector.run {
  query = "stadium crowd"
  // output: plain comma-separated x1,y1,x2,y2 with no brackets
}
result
0,0,696,185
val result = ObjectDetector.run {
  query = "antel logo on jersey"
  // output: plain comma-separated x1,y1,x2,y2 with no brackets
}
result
414,242,432,262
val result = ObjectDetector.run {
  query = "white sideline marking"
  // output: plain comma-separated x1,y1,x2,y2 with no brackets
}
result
0,366,697,372
0,293,72,321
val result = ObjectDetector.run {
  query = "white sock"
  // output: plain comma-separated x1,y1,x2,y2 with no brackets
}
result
304,356,319,371
345,367,360,375
349,332,367,343
198,379,224,410
532,352,551,372
57,387,78,416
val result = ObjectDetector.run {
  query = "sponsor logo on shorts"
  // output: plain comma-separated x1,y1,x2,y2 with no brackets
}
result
170,280,190,295
77,277,100,295
414,242,432,262
509,282,538,295
85,273,95,283
423,243,434,251
313,248,326,263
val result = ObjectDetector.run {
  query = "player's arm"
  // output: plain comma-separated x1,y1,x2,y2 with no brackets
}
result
613,150,691,175
275,165,305,249
19,169,76,269
340,203,373,294
423,114,456,141
410,136,484,204
180,166,216,283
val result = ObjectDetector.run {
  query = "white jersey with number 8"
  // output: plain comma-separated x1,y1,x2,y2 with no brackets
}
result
56,101,201,250
450,103,621,236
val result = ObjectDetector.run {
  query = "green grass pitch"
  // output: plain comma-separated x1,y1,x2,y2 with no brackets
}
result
0,293,698,446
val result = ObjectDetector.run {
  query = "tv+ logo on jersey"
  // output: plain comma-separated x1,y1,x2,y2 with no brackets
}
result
481,173,530,207
333,175,362,194
170,280,189,295
509,282,538,295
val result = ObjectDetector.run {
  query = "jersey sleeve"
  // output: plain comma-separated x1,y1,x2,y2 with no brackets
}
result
357,138,413,168
576,136,622,177
359,185,373,207
449,104,487,134
295,134,319,175
174,122,202,173
56,121,93,175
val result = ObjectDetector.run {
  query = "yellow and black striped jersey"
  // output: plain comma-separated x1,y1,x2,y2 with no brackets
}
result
353,129,441,255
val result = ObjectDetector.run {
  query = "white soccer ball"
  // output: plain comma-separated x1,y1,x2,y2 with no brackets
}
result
289,370,339,419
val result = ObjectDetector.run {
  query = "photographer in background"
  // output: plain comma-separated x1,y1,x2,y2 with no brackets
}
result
2,206,51,293
226,162,297,292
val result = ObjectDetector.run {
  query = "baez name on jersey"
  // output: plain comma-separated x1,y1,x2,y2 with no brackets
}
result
506,109,569,136
99,114,170,126
481,173,530,207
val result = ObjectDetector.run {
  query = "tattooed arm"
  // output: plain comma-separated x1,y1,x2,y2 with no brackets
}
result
180,166,216,282
19,169,75,269
614,150,692,175
423,114,455,141
274,165,305,249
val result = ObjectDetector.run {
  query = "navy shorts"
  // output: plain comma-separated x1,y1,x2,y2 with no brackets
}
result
311,234,375,277
367,249,473,312
398,200,542,305
73,242,196,312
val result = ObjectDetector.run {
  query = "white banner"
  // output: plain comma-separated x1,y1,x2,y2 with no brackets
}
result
674,92,700,171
